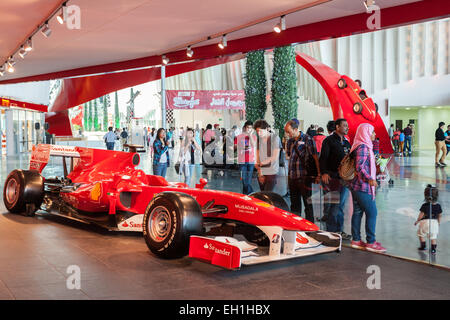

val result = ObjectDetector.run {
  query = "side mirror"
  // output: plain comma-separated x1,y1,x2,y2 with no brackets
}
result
195,178,208,189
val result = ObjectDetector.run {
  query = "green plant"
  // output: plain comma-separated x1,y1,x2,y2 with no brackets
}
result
271,45,298,138
93,99,99,131
114,91,120,129
244,50,267,123
103,95,110,130
83,103,88,130
88,100,93,131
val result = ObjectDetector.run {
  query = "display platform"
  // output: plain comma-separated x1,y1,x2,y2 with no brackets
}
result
0,207,449,300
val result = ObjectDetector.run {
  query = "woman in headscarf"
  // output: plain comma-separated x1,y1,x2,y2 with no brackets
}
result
348,123,386,253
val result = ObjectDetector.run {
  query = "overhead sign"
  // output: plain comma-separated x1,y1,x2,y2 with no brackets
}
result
165,90,245,110
1,97,48,112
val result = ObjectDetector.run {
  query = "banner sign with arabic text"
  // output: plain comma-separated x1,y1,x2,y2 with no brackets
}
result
165,90,245,110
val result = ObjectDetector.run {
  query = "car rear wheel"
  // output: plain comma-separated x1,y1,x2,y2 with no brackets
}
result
143,192,203,259
243,191,290,246
353,102,363,114
3,169,44,216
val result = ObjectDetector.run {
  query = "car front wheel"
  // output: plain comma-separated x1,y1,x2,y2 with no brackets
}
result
142,192,203,259
242,191,290,246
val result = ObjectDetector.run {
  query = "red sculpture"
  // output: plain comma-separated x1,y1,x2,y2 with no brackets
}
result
295,52,393,154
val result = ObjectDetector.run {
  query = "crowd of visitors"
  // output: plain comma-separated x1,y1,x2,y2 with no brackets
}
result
390,123,416,157
145,120,386,252
102,117,450,255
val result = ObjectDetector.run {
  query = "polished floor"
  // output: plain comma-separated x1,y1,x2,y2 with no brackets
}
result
0,146,449,299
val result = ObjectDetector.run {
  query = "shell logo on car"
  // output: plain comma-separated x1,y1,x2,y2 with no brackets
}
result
90,183,102,201
254,202,272,208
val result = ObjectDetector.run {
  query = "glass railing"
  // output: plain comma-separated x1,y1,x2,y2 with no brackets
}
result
1,149,448,269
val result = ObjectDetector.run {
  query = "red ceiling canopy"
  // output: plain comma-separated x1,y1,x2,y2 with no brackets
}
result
50,54,244,113
0,0,449,85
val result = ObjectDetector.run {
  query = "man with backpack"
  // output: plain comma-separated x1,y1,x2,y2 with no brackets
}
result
403,124,413,156
120,128,128,151
319,118,352,239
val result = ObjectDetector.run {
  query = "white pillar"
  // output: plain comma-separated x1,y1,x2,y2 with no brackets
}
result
361,33,373,94
5,109,15,156
385,28,397,87
411,24,424,79
161,66,166,129
349,34,362,79
436,20,448,75
397,26,408,83
373,30,384,92
423,22,435,77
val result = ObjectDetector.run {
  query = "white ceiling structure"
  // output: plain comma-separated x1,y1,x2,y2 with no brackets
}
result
0,0,427,83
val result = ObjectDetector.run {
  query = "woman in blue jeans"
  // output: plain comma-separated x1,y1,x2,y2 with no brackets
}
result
348,123,386,253
153,128,170,178
179,128,201,186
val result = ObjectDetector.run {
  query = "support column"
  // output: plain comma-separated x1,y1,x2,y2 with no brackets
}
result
161,65,166,129
5,109,15,156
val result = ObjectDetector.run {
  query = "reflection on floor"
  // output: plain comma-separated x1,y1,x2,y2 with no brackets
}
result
0,148,448,299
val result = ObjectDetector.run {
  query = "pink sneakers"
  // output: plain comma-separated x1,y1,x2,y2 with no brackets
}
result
365,242,387,253
351,240,366,250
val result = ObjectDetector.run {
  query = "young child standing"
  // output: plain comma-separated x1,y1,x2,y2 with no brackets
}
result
414,185,442,254
399,130,405,156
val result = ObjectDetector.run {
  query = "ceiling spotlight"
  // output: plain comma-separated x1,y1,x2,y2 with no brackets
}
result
57,12,64,24
186,46,194,58
24,38,33,52
18,47,28,59
162,55,169,65
7,57,16,67
364,0,376,11
7,59,15,73
218,34,227,49
274,15,286,33
57,2,67,24
41,22,52,38
0,65,5,77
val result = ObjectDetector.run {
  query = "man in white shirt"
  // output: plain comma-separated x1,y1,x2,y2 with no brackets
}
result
103,127,117,150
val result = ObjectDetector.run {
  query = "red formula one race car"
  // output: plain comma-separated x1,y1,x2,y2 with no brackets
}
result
337,76,378,122
3,144,341,270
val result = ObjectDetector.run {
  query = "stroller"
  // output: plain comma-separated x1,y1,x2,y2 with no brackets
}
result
376,154,394,185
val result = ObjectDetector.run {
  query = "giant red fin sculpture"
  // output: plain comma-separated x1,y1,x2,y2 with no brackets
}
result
295,52,393,154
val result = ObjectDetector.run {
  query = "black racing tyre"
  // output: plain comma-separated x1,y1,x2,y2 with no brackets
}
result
375,102,379,113
3,169,44,216
142,192,203,259
353,102,363,114
243,191,290,246
337,78,347,89
249,191,290,211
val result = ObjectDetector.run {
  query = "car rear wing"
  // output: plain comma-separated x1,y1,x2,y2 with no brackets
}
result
30,144,80,173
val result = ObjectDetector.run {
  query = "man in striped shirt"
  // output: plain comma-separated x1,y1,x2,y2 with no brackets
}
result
284,120,321,222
